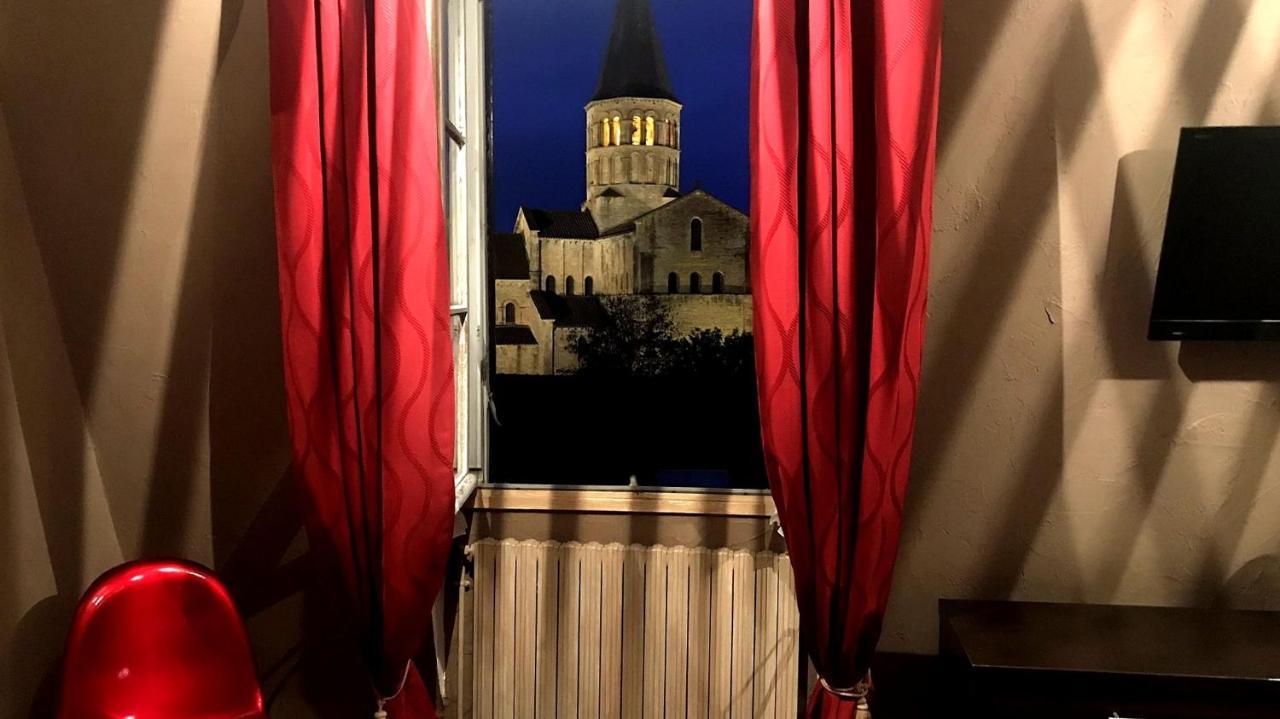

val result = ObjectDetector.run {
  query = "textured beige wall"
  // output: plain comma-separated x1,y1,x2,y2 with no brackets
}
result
3,2,1280,713
886,0,1280,654
0,1,301,714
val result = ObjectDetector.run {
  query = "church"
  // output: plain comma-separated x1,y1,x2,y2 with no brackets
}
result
492,0,752,375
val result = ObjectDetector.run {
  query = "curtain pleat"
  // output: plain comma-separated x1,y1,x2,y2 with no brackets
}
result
267,0,454,716
750,0,942,714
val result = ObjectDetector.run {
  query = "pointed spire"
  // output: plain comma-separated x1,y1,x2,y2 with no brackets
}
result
592,0,678,102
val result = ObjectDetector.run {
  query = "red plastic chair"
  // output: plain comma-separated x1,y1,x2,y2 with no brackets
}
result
57,559,266,719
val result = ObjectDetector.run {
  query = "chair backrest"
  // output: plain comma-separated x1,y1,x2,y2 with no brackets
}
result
57,559,266,719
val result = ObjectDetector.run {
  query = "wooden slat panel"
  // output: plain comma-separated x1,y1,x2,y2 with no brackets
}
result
599,543,626,719
729,550,756,717
534,541,560,719
557,543,582,718
620,545,647,719
663,547,690,719
774,555,800,719
753,553,779,717
470,539,802,719
472,541,497,719
513,541,538,717
578,543,604,715
707,549,734,716
685,548,711,719
495,540,518,719
641,546,667,719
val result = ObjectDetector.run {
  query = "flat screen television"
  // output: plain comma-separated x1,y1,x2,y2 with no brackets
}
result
1149,126,1280,341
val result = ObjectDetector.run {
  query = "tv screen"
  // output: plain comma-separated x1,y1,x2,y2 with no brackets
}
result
1149,126,1280,340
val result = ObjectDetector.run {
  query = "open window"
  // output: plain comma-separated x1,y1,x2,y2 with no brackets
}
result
434,0,488,509
485,0,759,492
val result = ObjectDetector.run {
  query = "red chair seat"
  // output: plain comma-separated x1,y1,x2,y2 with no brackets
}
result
57,560,266,719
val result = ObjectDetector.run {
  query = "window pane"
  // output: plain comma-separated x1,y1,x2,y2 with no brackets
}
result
452,313,468,475
448,139,468,307
446,0,466,128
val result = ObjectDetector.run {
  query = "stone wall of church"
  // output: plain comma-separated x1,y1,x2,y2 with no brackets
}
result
633,193,750,294
496,343,543,375
658,295,754,336
495,278,536,326
536,235,634,295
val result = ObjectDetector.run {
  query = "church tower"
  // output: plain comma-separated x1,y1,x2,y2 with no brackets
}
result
584,0,682,232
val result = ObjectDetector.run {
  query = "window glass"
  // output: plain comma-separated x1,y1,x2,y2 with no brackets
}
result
489,0,758,489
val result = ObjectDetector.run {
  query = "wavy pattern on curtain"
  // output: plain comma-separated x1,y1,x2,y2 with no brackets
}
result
267,0,454,716
750,0,942,715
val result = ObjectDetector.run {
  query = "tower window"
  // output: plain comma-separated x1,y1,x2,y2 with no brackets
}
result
545,275,556,294
689,272,702,294
503,302,516,323
611,116,621,146
672,121,679,149
690,218,703,252
584,276,594,295
712,272,724,294
645,116,655,146
565,276,576,296
601,118,611,147
667,272,679,294
631,115,642,145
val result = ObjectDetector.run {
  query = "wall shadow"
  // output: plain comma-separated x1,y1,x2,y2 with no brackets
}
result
1213,553,1280,610
1177,344,1280,382
0,0,169,401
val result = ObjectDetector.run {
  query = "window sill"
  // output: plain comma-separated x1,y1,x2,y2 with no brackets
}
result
468,484,775,518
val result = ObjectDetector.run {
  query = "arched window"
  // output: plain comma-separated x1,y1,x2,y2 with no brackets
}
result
611,116,621,146
662,118,671,145
503,302,516,323
622,154,632,182
711,272,724,294
646,154,655,182
631,115,642,145
601,118,611,147
545,275,556,294
584,276,594,295
565,276,576,296
645,116,655,146
690,218,703,252
689,272,702,293
667,272,679,294
672,121,679,148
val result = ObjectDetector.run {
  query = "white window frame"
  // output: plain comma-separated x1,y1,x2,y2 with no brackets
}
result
434,0,488,511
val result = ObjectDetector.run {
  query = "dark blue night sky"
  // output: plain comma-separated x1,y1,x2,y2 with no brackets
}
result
491,0,751,230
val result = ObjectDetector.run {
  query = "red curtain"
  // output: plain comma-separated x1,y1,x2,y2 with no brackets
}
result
750,0,942,715
267,0,454,716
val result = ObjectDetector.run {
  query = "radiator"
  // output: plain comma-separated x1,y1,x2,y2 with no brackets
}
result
469,539,800,718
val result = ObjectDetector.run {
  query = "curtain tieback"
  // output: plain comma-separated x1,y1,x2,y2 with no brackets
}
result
818,671,871,701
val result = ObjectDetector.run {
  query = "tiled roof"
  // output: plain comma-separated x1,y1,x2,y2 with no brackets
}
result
529,291,607,328
520,208,599,239
592,0,678,102
490,233,530,280
494,325,537,345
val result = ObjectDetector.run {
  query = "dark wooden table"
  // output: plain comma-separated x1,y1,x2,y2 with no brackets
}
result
939,600,1280,718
